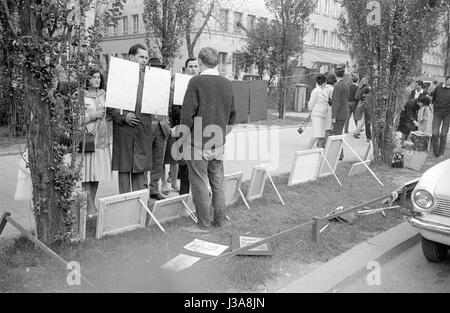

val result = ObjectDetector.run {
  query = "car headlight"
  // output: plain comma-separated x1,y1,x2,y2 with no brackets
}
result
413,190,435,211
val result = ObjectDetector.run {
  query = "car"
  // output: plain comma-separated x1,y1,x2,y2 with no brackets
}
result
409,158,450,262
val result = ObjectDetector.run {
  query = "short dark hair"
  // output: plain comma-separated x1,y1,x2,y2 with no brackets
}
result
416,80,424,88
418,95,431,106
185,58,197,68
352,76,359,83
128,44,147,57
327,74,337,85
316,74,327,86
86,68,105,90
335,65,345,78
198,47,220,68
433,80,438,85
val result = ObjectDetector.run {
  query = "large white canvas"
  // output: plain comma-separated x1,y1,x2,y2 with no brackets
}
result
141,67,171,115
105,57,139,111
288,149,323,186
173,73,193,105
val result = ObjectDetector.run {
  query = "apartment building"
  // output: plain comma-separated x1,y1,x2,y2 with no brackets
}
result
94,0,443,79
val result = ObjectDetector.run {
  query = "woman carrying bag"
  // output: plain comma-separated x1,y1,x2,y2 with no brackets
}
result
307,74,330,149
80,68,113,218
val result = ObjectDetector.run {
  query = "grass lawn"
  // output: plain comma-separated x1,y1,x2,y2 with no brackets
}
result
1,155,437,293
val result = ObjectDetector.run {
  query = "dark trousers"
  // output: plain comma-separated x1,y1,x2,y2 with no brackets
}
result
118,172,146,194
344,101,358,133
150,123,168,195
432,110,450,156
179,163,190,195
333,120,346,159
186,158,226,229
364,109,372,140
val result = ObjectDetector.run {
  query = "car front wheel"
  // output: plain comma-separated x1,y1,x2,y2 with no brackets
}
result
421,237,448,262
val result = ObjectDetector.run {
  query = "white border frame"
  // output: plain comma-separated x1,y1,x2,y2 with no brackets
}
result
318,135,345,178
288,148,324,187
96,190,148,240
246,164,269,202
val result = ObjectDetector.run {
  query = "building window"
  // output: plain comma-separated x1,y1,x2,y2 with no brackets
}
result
323,0,329,15
122,16,128,35
313,28,320,45
219,9,229,32
219,52,228,75
247,14,256,31
234,12,243,33
113,23,118,36
315,0,320,14
132,14,139,33
232,53,244,75
322,30,328,46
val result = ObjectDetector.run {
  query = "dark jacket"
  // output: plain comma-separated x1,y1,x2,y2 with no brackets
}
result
432,84,450,114
331,79,350,121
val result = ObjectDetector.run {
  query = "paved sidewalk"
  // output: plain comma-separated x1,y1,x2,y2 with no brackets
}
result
0,122,378,239
277,222,420,293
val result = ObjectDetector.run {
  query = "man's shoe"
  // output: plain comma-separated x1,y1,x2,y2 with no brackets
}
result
353,134,360,139
150,193,166,201
181,226,210,234
212,220,232,228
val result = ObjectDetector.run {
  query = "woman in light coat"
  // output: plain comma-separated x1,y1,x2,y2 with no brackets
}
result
308,74,330,149
80,68,112,217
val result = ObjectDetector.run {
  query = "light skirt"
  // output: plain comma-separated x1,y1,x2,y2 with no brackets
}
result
81,147,113,182
311,116,326,138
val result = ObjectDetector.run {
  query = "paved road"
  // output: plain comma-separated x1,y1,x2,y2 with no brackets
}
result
338,243,450,293
0,123,372,239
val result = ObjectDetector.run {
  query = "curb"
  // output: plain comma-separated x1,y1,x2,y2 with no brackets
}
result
276,221,421,293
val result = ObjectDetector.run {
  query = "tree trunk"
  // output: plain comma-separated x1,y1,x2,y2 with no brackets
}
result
20,0,65,245
444,11,450,76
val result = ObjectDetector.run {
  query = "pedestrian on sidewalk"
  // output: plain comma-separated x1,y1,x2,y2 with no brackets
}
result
179,47,236,234
323,74,336,147
431,76,450,158
331,66,349,160
307,74,330,149
344,76,359,134
353,78,371,139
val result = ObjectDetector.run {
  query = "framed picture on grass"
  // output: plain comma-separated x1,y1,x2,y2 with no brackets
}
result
348,160,372,177
288,148,324,186
148,194,194,227
231,234,273,256
318,135,345,178
246,164,269,202
96,190,148,240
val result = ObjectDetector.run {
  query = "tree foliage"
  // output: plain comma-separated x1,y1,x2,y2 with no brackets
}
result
263,0,315,119
1,0,123,244
143,0,194,64
337,0,450,165
241,20,280,83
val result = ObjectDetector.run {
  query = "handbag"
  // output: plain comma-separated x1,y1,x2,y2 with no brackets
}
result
78,131,95,153
297,113,312,135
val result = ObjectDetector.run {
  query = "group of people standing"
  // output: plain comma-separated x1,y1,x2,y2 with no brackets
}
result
307,68,450,160
80,44,236,234
307,66,372,157
398,77,450,158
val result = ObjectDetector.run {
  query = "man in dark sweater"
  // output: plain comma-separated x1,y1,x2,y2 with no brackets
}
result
179,47,236,234
431,76,450,157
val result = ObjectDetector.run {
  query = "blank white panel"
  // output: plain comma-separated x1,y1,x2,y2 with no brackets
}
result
289,152,322,186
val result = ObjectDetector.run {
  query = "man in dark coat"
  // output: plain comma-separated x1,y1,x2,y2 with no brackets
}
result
331,66,350,136
108,44,153,194
431,76,450,157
